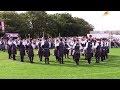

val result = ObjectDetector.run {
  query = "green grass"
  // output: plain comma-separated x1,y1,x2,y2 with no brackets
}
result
0,48,120,79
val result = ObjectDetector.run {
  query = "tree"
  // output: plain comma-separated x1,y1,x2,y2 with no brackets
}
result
0,11,94,38
26,11,48,38
0,11,30,38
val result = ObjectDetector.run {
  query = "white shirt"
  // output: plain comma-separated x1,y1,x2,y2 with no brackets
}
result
100,42,104,47
105,42,109,46
55,42,59,47
8,40,13,45
84,42,94,50
17,40,20,45
36,41,39,46
0,41,2,44
13,41,17,46
41,40,44,46
32,43,36,49
94,42,99,49
23,41,27,46
49,42,51,48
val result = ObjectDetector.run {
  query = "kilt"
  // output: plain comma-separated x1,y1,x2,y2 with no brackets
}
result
1,44,5,50
0,44,1,50
43,48,50,57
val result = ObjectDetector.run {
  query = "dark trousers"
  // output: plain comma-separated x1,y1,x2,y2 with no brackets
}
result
13,54,16,60
84,53,87,60
87,58,91,64
64,53,69,59
75,59,79,65
45,57,49,64
20,56,24,62
95,56,100,63
8,53,11,59
59,57,64,64
70,49,73,56
29,57,34,63
105,53,108,59
56,56,59,62
101,55,105,61
39,55,42,61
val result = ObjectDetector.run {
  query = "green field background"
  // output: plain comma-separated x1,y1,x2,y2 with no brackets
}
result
0,48,120,79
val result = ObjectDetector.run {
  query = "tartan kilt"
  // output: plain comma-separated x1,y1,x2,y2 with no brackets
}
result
43,49,50,57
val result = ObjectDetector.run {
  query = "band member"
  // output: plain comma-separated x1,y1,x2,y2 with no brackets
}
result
69,39,74,56
54,46,61,63
16,39,20,50
101,40,106,61
95,40,101,63
73,44,80,65
7,44,12,59
1,39,5,52
85,39,93,64
36,39,40,55
64,39,70,59
19,42,25,62
59,38,65,64
105,39,109,59
28,43,34,63
43,37,50,64
26,39,30,54
81,38,86,56
11,43,17,60
32,39,36,49
38,42,43,62
54,39,59,56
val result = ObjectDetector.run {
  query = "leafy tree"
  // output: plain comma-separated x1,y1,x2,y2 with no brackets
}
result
0,11,94,38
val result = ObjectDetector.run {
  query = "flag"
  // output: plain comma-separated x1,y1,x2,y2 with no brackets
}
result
1,21,5,32
103,11,109,16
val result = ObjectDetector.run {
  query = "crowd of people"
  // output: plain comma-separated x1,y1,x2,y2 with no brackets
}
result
111,38,120,48
0,36,110,65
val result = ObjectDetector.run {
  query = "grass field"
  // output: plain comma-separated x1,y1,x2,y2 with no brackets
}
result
0,48,120,79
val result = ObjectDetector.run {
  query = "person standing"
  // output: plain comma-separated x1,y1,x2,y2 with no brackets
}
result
43,37,50,64
54,46,61,63
105,39,109,59
38,42,43,62
101,39,106,61
28,42,34,63
73,45,80,65
59,38,65,64
19,41,25,62
7,44,12,59
11,43,17,60
7,38,13,59
64,39,70,59
95,40,101,63
85,39,93,64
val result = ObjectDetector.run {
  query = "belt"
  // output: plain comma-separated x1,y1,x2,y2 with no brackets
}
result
44,48,49,49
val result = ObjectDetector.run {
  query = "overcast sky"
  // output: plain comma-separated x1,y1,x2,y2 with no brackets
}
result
17,11,120,31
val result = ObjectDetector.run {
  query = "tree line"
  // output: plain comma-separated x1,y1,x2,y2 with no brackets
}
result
0,11,94,38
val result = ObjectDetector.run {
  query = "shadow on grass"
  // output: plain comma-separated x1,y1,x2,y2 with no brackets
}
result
8,53,120,68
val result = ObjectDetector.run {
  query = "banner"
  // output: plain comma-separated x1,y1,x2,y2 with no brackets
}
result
1,21,5,32
5,33,19,38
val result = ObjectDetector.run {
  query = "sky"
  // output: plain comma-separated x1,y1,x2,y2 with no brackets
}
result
17,11,120,31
